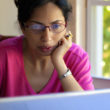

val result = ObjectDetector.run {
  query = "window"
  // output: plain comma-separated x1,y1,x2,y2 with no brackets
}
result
87,0,110,77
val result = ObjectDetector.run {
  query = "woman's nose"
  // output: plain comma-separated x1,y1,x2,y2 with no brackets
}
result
41,28,52,42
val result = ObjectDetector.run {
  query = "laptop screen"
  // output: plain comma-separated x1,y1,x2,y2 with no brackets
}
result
0,89,110,110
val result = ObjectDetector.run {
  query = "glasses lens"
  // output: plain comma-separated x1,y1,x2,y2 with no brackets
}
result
26,23,66,34
29,24,45,33
51,24,65,33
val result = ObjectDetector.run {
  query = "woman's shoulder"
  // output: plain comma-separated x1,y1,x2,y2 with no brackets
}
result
0,35,24,49
65,43,88,60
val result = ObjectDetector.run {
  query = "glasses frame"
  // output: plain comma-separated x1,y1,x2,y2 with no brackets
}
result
24,22,67,34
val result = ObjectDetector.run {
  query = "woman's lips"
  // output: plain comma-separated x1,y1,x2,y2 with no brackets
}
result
38,46,54,52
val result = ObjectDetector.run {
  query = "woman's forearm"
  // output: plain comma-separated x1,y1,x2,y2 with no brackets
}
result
53,59,84,92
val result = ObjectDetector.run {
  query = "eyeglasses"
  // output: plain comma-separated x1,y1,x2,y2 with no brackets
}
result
24,23,67,34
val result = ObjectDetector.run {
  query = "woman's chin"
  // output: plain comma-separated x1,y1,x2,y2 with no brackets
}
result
36,49,53,57
37,45,57,56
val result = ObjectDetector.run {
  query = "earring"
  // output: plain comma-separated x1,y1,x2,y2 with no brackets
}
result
65,31,72,39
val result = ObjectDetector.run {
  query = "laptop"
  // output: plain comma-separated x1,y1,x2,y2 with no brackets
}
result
0,89,110,110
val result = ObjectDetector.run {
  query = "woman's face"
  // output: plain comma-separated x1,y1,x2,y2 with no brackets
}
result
22,2,66,56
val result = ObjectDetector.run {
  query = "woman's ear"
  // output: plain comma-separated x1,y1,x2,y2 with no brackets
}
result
65,21,68,27
19,22,25,33
65,21,68,32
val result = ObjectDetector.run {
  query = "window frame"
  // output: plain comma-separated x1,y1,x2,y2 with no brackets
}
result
86,0,110,77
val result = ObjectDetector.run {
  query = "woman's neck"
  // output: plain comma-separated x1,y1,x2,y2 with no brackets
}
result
23,38,53,72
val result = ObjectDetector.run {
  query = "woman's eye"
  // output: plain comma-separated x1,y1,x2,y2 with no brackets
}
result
52,24,60,29
30,24,44,30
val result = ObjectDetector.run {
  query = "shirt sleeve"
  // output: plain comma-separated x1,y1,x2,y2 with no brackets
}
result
72,52,94,90
66,45,94,90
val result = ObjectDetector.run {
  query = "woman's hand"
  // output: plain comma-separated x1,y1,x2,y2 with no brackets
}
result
51,31,72,65
51,32,83,91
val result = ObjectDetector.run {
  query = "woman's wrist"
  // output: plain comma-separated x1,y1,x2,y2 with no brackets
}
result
51,56,64,68
52,58,68,77
51,55,63,64
59,68,72,80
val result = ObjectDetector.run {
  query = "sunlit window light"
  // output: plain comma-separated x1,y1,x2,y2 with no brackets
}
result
104,44,109,50
106,6,110,11
102,61,106,67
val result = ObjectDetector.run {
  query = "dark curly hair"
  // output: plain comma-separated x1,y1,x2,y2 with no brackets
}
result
14,0,72,26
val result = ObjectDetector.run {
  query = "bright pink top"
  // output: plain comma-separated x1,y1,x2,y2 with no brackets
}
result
0,36,94,97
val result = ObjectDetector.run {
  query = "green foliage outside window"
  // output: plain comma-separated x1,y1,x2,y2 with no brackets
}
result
103,6,110,77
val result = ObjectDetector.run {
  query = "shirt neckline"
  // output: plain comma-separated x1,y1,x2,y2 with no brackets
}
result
20,36,56,94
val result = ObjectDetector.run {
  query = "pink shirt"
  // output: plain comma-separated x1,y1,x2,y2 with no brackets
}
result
0,36,94,97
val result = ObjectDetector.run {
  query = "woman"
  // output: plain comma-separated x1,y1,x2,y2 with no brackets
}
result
0,0,94,97
0,35,13,41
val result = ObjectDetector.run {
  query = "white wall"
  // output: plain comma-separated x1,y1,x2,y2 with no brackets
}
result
76,0,86,50
0,0,22,36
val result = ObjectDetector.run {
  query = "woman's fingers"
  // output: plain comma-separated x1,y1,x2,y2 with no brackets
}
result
58,31,73,47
